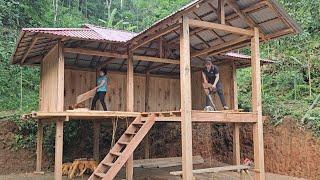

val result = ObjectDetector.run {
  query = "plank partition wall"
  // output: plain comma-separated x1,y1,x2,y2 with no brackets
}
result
63,65,235,112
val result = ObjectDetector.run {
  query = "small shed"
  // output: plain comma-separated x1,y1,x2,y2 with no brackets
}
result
10,0,300,179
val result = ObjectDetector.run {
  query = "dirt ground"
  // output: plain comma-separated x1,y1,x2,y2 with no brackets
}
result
0,117,320,179
0,166,306,180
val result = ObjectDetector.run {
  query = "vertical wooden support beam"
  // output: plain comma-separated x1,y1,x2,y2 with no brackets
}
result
251,27,265,180
54,41,65,180
54,120,64,180
231,63,241,167
36,121,43,172
218,0,226,24
180,16,193,180
93,121,100,162
57,41,65,112
144,72,150,159
126,50,134,180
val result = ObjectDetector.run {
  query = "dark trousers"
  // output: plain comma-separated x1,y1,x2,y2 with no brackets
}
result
91,91,108,111
205,82,227,107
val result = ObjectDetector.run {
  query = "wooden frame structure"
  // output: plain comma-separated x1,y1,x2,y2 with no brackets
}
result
11,0,301,180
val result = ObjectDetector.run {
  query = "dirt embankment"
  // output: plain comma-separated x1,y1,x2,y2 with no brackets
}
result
209,118,320,180
0,120,38,175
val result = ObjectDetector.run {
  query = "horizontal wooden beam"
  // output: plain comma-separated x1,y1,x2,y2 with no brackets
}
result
189,19,254,36
22,111,141,120
64,47,128,59
133,55,180,64
64,47,180,65
142,111,258,123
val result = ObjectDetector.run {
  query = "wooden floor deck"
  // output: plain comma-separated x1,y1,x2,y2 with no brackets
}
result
22,110,258,123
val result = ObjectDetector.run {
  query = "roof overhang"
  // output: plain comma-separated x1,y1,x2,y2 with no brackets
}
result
9,0,298,75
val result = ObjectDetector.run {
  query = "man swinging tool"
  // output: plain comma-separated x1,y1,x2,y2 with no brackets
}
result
202,58,229,110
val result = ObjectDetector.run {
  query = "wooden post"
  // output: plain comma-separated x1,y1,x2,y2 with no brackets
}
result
93,121,100,162
54,41,65,180
57,41,64,112
144,72,150,159
126,50,134,180
54,120,64,180
180,16,193,180
36,121,43,172
251,27,265,180
231,63,241,167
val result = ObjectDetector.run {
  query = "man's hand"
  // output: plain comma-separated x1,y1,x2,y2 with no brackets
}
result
212,84,217,89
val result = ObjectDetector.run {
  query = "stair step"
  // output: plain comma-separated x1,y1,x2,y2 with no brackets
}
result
118,140,130,145
102,162,114,167
133,122,144,125
110,151,122,156
125,131,136,135
94,172,106,178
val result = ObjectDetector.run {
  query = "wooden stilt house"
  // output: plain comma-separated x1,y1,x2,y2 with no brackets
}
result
10,0,300,179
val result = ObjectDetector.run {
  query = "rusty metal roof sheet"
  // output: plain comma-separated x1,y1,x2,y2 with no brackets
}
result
22,24,137,42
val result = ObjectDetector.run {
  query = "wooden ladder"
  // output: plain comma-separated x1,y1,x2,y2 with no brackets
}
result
89,114,156,180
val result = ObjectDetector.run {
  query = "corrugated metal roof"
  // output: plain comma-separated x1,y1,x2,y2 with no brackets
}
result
22,25,136,43
83,24,137,42
10,0,298,74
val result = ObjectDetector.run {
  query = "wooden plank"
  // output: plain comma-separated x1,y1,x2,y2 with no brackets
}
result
30,111,141,119
251,27,265,180
75,88,96,105
180,16,193,180
133,156,204,168
126,50,134,180
64,47,128,59
218,0,225,24
191,111,257,123
188,19,254,36
35,121,43,172
93,121,100,162
170,165,251,175
54,120,63,180
21,37,38,64
131,23,180,51
133,55,179,64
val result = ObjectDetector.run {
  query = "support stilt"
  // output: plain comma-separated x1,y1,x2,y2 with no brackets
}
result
251,27,265,180
93,121,100,162
54,120,64,180
180,16,193,180
36,121,43,172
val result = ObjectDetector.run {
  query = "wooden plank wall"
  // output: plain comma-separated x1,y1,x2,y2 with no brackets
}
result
62,65,233,112
192,64,233,110
39,45,61,112
64,69,96,110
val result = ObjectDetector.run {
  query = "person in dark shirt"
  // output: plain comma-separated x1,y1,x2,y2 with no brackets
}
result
202,59,229,110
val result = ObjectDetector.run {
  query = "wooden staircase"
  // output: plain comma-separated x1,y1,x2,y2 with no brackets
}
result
89,114,156,180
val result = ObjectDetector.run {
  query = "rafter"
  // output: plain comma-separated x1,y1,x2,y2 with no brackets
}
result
225,0,267,40
191,36,249,58
131,23,180,51
21,37,38,64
